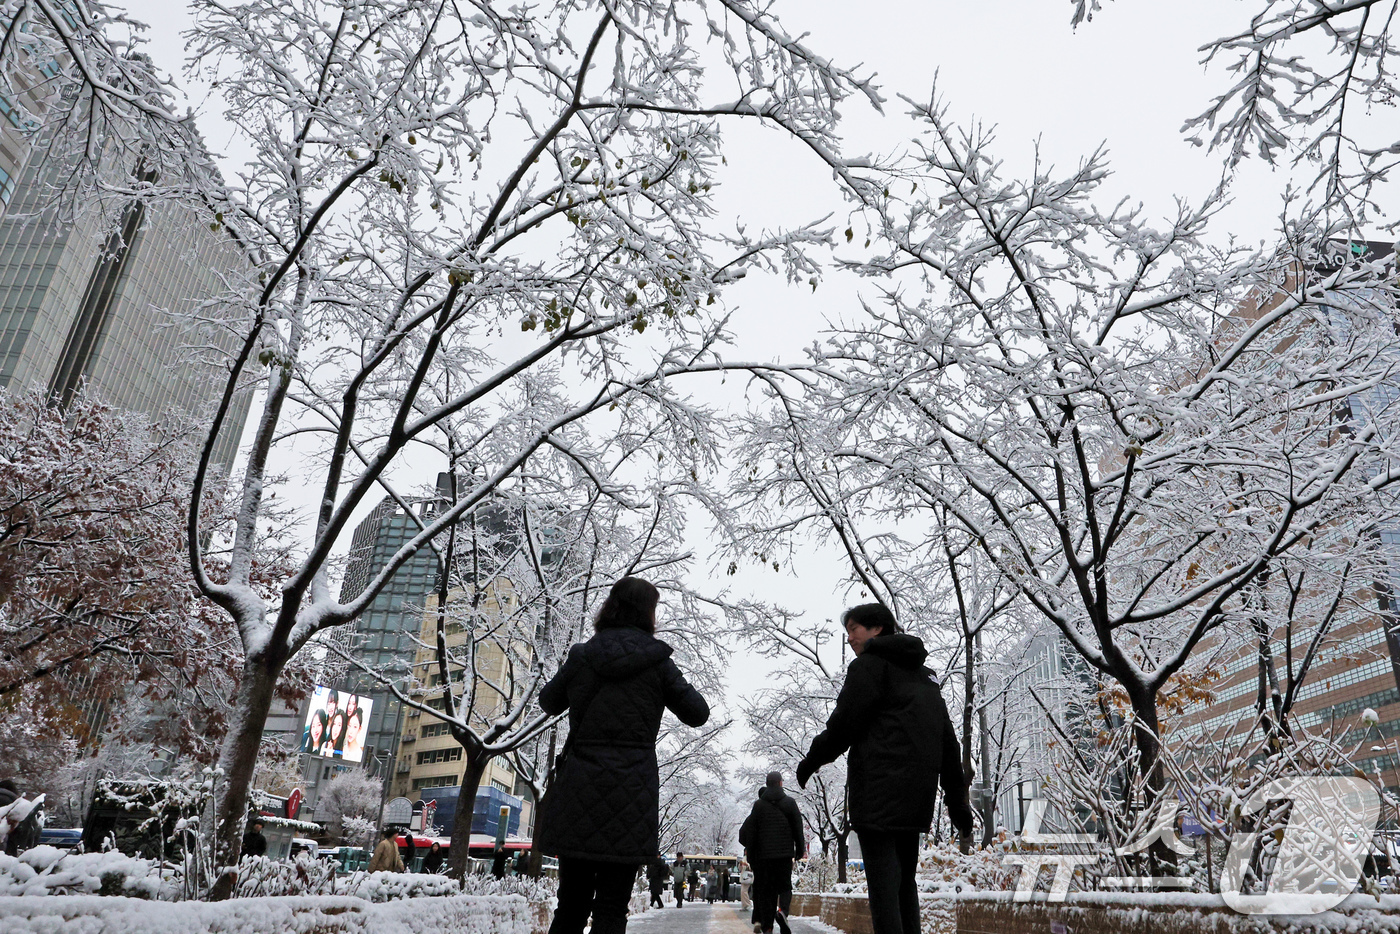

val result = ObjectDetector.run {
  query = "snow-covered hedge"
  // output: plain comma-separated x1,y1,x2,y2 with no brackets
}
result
957,892,1400,934
0,847,177,900
340,871,461,902
0,845,559,906
456,873,557,901
0,893,537,934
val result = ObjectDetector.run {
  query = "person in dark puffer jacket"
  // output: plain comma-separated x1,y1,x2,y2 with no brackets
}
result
740,771,804,934
537,577,710,934
796,603,973,934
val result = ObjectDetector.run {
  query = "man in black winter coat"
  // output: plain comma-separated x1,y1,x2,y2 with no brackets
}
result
796,604,974,934
536,577,710,934
241,821,268,859
739,772,804,934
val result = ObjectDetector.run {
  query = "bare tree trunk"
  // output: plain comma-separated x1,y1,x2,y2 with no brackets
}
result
448,752,490,880
1126,686,1175,871
961,637,976,790
208,653,284,900
527,730,557,878
978,692,995,847
836,828,849,884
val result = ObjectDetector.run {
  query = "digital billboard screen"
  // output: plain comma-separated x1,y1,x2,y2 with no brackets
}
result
301,686,373,763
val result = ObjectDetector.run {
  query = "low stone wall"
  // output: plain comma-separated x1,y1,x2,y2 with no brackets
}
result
955,892,1400,934
789,892,956,934
0,893,545,934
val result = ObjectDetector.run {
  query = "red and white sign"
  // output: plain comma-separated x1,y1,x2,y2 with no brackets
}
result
285,788,304,820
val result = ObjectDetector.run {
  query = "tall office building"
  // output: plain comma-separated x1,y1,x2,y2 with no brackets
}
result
0,153,252,469
0,8,252,465
336,495,444,775
336,475,560,778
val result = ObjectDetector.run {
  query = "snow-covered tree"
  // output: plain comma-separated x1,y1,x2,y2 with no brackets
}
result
0,388,198,704
150,0,877,895
733,98,1400,865
315,770,383,842
657,720,732,856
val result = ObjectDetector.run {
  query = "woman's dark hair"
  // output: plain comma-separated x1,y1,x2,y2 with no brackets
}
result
594,576,659,633
841,602,899,636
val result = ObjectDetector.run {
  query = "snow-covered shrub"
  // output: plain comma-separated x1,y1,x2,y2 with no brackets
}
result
0,847,175,899
457,873,557,901
341,870,462,901
794,853,840,893
917,837,1018,894
234,854,340,898
0,892,541,933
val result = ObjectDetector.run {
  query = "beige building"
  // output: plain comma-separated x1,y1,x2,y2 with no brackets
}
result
390,579,534,833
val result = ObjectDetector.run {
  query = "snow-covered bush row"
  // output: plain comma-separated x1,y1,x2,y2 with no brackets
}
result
0,893,536,934
0,845,559,905
456,873,557,901
917,839,1019,894
339,871,462,902
959,892,1400,934
235,855,340,898
0,847,177,900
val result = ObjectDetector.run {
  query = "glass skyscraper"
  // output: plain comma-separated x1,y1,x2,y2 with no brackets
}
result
0,133,252,471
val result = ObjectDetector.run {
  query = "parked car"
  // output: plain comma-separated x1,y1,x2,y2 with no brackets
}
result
37,828,82,851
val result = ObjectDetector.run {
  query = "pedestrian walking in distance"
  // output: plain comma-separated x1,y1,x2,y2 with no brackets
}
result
421,841,445,874
672,854,687,908
647,855,668,909
796,603,974,934
740,772,804,934
369,827,405,872
240,820,267,859
536,577,711,934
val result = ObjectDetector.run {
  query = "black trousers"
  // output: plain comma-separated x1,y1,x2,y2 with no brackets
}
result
673,879,684,907
856,829,920,934
750,857,792,932
549,857,638,934
649,885,665,908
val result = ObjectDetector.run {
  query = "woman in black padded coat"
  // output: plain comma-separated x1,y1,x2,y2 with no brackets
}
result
537,577,710,934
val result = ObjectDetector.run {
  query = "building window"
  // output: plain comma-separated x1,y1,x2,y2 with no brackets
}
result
0,165,14,206
416,747,463,766
420,723,452,739
412,775,460,790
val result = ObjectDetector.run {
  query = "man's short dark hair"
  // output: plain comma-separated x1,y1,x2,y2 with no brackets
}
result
841,602,898,636
382,827,397,839
765,771,783,789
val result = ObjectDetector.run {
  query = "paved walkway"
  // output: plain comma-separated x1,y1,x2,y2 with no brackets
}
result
626,901,831,933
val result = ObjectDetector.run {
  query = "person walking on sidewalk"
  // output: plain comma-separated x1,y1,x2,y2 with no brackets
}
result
740,771,804,934
671,854,687,908
535,577,711,934
647,856,668,909
796,603,974,934
369,827,405,872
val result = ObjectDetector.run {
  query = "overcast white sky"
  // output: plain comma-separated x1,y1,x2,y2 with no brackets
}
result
134,0,1387,764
